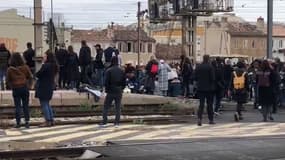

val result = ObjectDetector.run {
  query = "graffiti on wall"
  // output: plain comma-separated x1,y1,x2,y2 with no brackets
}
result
0,37,18,52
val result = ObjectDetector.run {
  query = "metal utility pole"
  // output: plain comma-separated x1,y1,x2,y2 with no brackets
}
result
50,0,55,53
137,1,141,66
267,0,273,59
34,0,43,72
182,16,197,64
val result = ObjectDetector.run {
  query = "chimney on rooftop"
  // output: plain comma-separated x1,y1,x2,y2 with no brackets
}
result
256,16,265,31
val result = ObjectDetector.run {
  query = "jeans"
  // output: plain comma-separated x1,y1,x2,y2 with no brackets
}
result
102,93,122,124
0,68,6,90
40,100,54,122
197,91,214,122
12,87,30,125
95,69,104,89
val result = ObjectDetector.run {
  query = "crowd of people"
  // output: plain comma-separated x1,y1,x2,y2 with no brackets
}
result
1,40,285,128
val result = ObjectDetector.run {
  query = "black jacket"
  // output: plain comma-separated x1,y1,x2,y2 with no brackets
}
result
55,49,68,66
35,63,56,101
181,63,193,80
105,65,126,94
0,48,10,69
79,46,91,66
214,64,225,91
94,49,104,69
23,48,35,69
194,62,215,92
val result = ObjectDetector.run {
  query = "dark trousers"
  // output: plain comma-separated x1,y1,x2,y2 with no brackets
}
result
214,89,223,112
262,105,272,121
58,66,66,88
102,93,123,124
236,102,243,116
182,78,190,97
197,91,214,122
12,87,30,125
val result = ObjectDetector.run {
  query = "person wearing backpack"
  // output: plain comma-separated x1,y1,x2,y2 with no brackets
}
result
230,61,249,122
6,53,33,128
145,56,159,94
256,60,276,122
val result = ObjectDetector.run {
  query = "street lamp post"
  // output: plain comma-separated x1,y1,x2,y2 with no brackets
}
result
267,0,273,59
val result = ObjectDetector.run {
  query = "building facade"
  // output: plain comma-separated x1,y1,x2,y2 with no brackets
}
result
71,27,156,65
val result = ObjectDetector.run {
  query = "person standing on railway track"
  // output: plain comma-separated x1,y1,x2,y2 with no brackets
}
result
6,53,33,128
101,56,126,127
35,50,59,127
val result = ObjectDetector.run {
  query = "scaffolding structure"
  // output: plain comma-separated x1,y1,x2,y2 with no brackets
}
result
148,0,234,63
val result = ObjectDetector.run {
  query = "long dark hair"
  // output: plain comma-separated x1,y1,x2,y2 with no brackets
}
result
45,50,59,75
260,60,271,71
9,52,25,67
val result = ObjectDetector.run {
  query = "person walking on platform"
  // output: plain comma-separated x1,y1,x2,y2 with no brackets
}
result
35,50,59,127
6,53,33,128
230,61,249,122
256,60,276,122
194,55,216,126
101,56,126,127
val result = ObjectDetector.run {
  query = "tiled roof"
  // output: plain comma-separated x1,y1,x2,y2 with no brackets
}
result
114,30,156,42
227,22,265,36
71,29,156,43
272,25,285,37
71,29,111,42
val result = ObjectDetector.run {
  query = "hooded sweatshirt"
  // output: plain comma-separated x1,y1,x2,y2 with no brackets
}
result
6,65,32,89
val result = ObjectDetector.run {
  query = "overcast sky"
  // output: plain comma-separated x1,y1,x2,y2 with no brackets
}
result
0,0,285,29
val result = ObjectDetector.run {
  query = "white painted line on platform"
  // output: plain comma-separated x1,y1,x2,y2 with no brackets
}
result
37,131,102,143
85,130,139,142
5,129,23,136
23,125,79,133
0,125,97,142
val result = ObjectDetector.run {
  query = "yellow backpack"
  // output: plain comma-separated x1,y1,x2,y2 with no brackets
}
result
233,71,246,90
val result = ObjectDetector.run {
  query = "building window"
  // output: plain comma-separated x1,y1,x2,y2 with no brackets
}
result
118,43,122,52
279,40,283,48
252,40,255,48
261,40,266,49
148,43,153,53
234,39,239,49
127,42,132,52
243,40,248,49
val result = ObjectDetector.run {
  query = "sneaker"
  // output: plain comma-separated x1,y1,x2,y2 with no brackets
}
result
214,112,220,116
234,113,239,122
197,119,202,126
14,124,21,128
114,124,120,128
98,123,107,128
269,116,274,121
209,121,216,125
25,122,30,129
